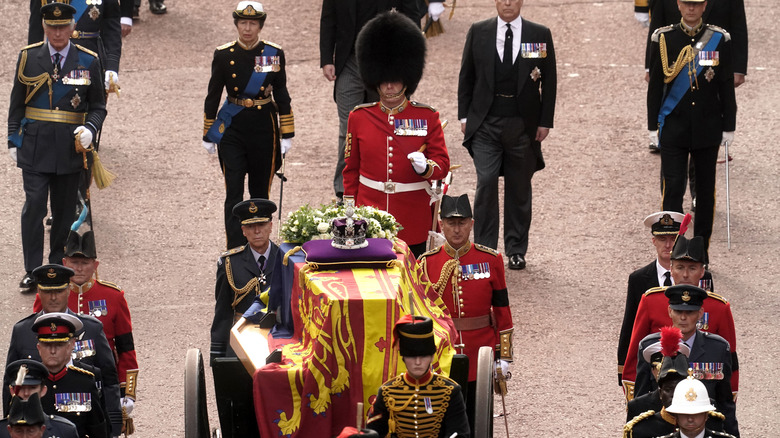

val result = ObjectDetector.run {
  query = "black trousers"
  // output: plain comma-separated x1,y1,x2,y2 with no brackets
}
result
22,171,80,272
218,110,279,249
471,116,536,256
662,144,719,262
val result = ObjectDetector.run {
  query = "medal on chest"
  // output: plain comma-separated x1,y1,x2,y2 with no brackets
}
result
88,5,100,20
55,392,93,412
393,118,428,136
88,299,108,317
690,362,724,380
72,339,96,360
521,43,547,58
63,69,91,86
460,262,490,280
254,55,280,73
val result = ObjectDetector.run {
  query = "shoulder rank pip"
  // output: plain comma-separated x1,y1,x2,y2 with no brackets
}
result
706,24,731,41
651,24,675,43
217,41,237,51
474,243,499,256
409,101,437,112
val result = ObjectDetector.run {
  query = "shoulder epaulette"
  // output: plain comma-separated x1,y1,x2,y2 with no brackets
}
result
651,24,675,42
263,40,281,49
474,243,499,256
709,431,736,438
643,286,667,296
96,279,122,291
352,102,377,111
67,365,94,378
21,41,45,51
433,373,459,387
221,245,246,258
706,291,729,304
216,41,236,51
709,410,726,420
73,44,97,58
707,24,731,41
623,410,656,432
409,101,437,112
418,246,442,259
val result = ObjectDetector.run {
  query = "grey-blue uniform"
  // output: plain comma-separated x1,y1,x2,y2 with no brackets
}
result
8,4,107,279
29,0,122,73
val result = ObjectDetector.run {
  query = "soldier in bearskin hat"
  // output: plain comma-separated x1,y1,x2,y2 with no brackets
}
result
341,11,450,258
366,316,469,438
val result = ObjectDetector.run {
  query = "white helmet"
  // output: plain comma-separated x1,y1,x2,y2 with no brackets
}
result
666,376,716,415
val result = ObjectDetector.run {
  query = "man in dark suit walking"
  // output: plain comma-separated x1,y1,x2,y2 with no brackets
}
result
617,211,684,384
319,0,433,200
457,0,557,270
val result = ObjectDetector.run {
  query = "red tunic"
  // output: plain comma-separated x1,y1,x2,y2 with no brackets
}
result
419,242,513,381
622,287,738,398
34,280,138,385
343,100,450,246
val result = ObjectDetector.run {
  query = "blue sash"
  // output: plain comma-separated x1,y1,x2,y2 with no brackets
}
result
657,30,722,140
206,44,278,144
9,48,95,147
72,0,90,23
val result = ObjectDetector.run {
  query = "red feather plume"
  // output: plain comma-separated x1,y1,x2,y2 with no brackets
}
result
678,213,692,236
661,326,683,357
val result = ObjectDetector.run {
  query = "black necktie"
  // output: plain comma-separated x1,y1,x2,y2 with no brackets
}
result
503,23,513,66
257,255,266,271
53,53,61,70
663,271,672,287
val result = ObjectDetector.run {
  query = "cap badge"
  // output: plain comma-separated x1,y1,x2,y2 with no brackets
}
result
243,5,256,15
249,202,258,213
47,268,56,279
682,291,691,302
685,387,697,401
660,214,673,226
50,323,57,332
54,6,62,17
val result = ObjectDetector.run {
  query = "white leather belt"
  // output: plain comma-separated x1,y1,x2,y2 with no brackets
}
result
359,175,430,194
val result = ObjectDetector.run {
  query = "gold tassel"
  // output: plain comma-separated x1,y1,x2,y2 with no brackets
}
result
92,150,116,189
424,18,445,38
122,407,135,435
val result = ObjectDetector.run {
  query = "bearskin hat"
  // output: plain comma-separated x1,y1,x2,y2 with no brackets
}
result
356,11,426,96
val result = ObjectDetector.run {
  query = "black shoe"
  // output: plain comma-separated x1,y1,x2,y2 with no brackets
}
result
691,197,697,212
149,0,167,14
648,143,661,154
20,273,36,292
508,254,526,270
45,216,52,226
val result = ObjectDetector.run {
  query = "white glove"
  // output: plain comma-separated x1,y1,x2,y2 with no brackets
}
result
428,2,445,21
104,70,119,89
121,397,134,415
494,360,510,378
634,12,650,27
281,138,292,155
721,131,735,145
9,148,18,162
649,130,659,148
202,141,216,154
407,151,428,174
74,126,93,148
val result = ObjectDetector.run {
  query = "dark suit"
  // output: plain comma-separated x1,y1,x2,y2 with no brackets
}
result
8,41,106,276
618,261,661,384
645,0,748,75
458,16,556,257
637,330,738,436
28,0,122,73
319,0,425,196
210,242,282,362
3,311,122,436
648,24,737,263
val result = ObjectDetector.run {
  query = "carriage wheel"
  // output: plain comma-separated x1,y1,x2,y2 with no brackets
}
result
473,346,494,438
185,348,210,438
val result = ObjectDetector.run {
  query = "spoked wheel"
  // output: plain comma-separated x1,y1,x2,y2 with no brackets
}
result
185,348,210,438
473,346,494,438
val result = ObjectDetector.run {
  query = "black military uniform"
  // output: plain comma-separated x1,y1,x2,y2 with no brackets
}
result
30,313,108,438
636,286,738,436
647,15,737,263
1,360,79,438
203,2,294,249
9,3,107,290
29,0,122,74
3,266,122,436
367,316,470,438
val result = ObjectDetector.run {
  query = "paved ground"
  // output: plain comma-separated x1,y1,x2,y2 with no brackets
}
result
0,0,778,435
